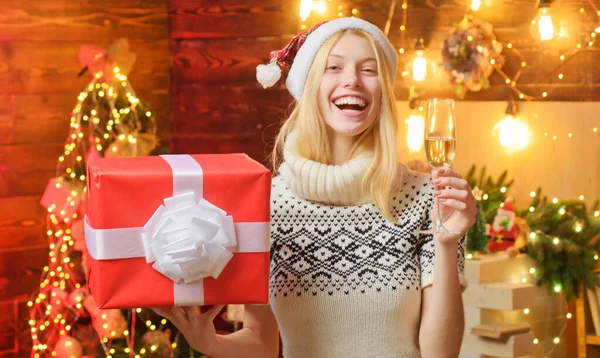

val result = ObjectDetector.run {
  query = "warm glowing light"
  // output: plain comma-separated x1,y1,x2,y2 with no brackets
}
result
494,115,530,151
533,7,555,41
406,114,425,152
412,52,427,81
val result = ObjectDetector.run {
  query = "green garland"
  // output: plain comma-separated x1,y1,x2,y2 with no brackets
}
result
463,165,600,300
521,189,600,300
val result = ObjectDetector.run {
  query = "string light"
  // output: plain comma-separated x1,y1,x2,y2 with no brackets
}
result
27,61,164,356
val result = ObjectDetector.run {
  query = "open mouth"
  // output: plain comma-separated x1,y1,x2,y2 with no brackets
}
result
333,96,368,114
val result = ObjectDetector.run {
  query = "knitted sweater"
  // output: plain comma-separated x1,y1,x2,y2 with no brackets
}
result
268,140,467,358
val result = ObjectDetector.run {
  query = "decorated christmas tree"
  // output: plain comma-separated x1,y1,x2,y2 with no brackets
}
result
27,39,199,357
464,165,513,254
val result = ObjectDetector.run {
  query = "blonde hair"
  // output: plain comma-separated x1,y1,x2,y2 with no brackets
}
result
271,29,400,223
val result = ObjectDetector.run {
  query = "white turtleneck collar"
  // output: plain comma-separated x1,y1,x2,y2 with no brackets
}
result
278,131,374,206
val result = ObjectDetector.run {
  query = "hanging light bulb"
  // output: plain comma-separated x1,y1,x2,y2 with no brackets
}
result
412,38,427,82
470,0,482,11
494,101,530,152
531,0,555,41
406,108,425,152
299,0,326,21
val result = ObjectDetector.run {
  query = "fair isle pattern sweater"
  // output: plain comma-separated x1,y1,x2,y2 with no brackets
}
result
268,154,467,357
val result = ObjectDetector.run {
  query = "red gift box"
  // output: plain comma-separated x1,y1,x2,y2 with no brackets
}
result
84,154,271,308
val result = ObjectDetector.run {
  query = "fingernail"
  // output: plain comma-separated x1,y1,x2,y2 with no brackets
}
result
438,198,447,202
438,168,446,174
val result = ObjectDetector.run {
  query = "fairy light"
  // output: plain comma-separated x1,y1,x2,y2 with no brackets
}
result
28,49,161,355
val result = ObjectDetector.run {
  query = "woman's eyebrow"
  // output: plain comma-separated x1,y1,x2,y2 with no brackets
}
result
328,53,377,62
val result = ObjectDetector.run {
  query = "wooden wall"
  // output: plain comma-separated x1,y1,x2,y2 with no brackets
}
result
0,1,170,354
167,0,298,159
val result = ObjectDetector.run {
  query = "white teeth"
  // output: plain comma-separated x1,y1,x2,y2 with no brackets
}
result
334,96,366,107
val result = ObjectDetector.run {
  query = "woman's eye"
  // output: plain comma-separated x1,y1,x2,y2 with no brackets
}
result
327,65,340,70
362,68,376,73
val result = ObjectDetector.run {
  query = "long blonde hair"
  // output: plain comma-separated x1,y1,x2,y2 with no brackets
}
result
271,29,400,223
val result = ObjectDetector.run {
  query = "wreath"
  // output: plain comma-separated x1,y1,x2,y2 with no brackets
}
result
441,18,505,98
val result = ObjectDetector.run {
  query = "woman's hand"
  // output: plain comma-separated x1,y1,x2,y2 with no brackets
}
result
431,167,477,246
152,305,225,355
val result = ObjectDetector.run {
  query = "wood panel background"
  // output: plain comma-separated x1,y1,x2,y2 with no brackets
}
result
167,0,298,158
0,0,171,354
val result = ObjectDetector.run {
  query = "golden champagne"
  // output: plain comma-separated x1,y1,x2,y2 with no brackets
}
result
425,136,456,168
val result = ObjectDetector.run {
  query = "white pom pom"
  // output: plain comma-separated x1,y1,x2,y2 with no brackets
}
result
256,62,282,89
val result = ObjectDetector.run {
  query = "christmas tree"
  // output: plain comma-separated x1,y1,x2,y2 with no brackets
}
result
464,165,513,254
467,201,488,254
28,39,198,357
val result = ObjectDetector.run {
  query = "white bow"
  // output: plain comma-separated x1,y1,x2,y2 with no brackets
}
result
142,191,237,283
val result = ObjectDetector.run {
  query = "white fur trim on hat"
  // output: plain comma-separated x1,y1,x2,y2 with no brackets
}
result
286,17,398,100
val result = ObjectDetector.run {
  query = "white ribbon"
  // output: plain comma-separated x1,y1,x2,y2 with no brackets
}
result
142,191,236,283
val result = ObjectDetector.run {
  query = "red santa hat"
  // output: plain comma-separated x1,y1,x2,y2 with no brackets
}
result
255,17,398,100
499,198,515,213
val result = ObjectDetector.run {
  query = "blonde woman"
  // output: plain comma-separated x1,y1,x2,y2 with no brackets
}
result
154,17,477,358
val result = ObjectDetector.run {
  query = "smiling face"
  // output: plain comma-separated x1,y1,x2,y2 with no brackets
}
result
318,31,382,140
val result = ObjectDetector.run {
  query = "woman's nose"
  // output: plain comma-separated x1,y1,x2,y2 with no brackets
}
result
343,70,361,88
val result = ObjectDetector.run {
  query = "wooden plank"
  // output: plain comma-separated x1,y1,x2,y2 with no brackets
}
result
173,111,283,138
167,0,298,39
394,82,600,101
0,143,63,198
0,40,170,94
0,246,47,301
0,1,169,42
170,37,290,85
0,92,169,145
0,196,47,250
0,96,13,126
0,300,17,354
172,84,290,115
172,84,288,138
171,135,273,165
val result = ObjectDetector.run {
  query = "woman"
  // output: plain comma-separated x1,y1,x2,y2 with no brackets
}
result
154,17,476,358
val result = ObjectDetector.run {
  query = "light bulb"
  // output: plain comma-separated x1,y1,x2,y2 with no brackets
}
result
412,52,427,81
470,0,482,11
406,114,425,152
494,115,530,151
299,0,326,21
532,5,555,41
299,0,313,21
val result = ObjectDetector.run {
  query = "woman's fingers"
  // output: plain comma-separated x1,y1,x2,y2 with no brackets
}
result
438,198,468,211
205,305,226,321
151,307,174,320
182,306,201,321
433,176,470,190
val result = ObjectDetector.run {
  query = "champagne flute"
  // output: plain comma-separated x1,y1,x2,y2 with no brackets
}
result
419,98,460,235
